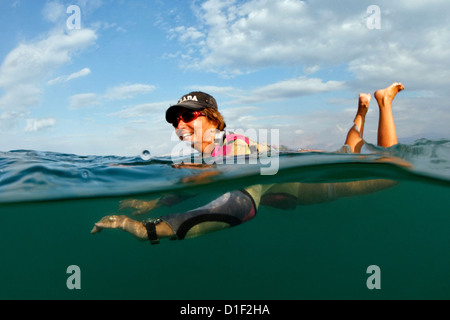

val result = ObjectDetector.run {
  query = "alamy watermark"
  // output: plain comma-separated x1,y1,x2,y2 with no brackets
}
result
366,5,381,30
66,5,81,30
66,265,81,290
366,265,381,290
169,123,280,176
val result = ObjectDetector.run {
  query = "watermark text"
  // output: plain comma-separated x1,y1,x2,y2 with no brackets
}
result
366,5,381,30
170,125,280,175
366,265,381,290
66,265,81,290
66,5,81,30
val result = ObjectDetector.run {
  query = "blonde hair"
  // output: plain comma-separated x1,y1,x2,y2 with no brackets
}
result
203,108,226,131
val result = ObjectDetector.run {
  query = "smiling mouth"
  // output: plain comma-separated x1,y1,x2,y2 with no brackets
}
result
182,133,193,140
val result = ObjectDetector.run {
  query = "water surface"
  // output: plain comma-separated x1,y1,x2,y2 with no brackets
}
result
1,139,449,299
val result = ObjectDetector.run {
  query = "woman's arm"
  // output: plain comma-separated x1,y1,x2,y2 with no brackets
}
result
91,189,258,243
91,215,174,241
119,192,197,216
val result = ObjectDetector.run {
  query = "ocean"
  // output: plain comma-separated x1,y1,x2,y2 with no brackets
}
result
1,139,449,300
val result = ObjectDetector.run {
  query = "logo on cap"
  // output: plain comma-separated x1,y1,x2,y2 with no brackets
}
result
178,95,199,104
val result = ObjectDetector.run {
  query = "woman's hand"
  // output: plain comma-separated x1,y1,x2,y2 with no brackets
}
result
90,215,128,234
91,215,148,241
119,199,160,216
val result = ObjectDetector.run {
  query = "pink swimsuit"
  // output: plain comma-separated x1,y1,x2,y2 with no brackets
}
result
211,134,251,157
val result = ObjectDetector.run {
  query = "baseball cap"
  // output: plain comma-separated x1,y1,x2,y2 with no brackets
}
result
166,91,218,124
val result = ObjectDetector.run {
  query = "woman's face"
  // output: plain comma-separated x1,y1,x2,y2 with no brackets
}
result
173,108,218,153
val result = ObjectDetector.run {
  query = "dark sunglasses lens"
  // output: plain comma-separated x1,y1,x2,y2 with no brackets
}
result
171,110,200,127
182,111,196,122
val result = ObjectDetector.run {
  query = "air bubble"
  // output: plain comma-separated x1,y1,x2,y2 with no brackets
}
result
141,150,151,161
81,170,89,179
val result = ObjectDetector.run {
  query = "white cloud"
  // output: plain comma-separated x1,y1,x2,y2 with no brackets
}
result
169,26,205,42
169,0,450,93
104,84,156,100
240,77,346,104
0,28,98,125
170,0,367,71
348,26,450,90
0,84,41,112
91,21,127,33
189,77,345,105
42,0,66,23
70,84,158,110
0,29,97,88
77,0,104,15
67,68,91,81
48,67,91,85
69,93,100,109
109,101,172,119
0,109,30,132
220,106,260,127
25,118,56,132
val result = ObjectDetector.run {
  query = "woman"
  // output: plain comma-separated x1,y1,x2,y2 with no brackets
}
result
91,83,406,244
166,91,269,159
92,91,266,243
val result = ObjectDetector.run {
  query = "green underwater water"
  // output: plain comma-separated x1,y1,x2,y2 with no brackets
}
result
1,144,450,300
1,176,449,299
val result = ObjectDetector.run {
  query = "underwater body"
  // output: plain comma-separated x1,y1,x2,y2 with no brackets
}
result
0,139,450,300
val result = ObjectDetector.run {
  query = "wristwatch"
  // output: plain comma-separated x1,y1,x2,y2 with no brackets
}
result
144,218,162,245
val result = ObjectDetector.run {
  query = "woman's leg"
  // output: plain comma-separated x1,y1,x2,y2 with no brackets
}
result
374,82,404,148
344,93,371,153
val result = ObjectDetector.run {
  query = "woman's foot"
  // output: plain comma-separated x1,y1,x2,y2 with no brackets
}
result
345,93,371,153
375,83,404,147
374,83,404,109
357,93,371,118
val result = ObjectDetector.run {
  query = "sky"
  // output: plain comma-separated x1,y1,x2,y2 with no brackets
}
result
1,0,450,157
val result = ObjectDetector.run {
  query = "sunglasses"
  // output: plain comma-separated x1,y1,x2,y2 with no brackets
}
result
171,110,205,128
